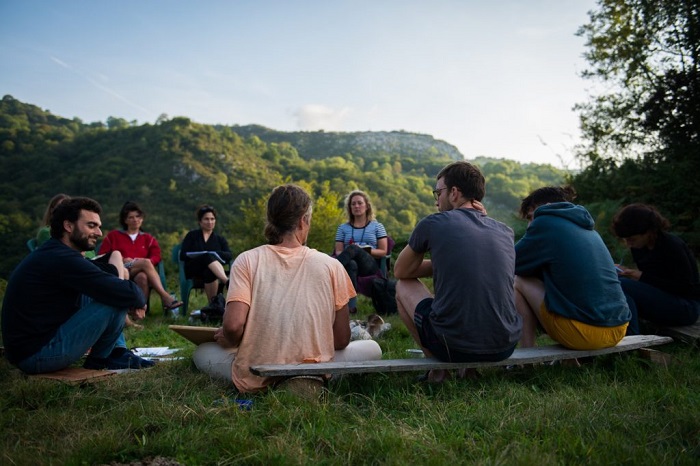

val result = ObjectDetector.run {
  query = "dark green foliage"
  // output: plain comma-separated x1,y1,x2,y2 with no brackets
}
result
0,95,568,279
573,0,700,254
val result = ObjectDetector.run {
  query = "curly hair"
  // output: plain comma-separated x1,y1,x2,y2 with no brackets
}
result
118,201,144,230
612,203,670,238
519,186,577,219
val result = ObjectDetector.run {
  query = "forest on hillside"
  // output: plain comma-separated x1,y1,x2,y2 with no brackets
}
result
0,95,566,279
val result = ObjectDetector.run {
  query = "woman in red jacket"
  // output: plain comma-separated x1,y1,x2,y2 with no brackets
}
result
99,201,182,312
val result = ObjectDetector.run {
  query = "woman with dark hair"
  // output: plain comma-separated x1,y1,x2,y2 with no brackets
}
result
192,184,381,394
180,204,233,302
99,201,182,312
612,203,700,330
334,190,389,312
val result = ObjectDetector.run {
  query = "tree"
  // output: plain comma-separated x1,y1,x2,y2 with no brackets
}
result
573,0,700,248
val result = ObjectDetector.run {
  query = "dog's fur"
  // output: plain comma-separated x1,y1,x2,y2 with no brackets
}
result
349,314,391,341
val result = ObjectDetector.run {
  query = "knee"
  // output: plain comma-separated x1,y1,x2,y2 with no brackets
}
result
133,272,148,288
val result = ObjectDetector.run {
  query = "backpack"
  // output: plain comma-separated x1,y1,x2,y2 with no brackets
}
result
371,277,398,315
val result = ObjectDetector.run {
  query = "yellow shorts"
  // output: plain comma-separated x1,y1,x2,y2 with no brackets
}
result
537,302,628,350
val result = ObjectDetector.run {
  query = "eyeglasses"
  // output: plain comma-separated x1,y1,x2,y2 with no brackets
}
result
432,187,447,200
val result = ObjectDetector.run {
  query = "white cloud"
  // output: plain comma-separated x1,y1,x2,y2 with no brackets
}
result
293,104,351,131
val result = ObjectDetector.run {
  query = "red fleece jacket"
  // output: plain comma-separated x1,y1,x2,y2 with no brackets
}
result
99,230,162,265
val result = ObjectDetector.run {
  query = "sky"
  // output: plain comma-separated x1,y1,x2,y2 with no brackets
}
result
0,0,599,168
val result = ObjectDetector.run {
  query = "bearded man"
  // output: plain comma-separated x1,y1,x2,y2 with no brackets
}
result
2,197,152,373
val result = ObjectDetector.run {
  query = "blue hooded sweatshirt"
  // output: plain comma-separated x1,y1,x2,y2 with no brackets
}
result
515,202,631,327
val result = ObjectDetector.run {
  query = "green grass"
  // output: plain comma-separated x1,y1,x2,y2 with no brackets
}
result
1,296,699,465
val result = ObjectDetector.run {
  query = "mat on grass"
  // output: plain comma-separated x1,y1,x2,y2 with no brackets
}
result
29,367,116,384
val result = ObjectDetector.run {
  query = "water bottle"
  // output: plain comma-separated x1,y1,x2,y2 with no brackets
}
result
169,293,180,318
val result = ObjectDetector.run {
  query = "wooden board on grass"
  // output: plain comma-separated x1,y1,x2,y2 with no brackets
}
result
656,321,700,344
30,367,116,384
169,325,217,345
250,334,673,377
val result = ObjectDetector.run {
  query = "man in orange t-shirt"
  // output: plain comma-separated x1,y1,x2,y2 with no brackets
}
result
193,185,381,393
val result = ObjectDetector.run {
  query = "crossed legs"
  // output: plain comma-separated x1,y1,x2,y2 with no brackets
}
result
128,259,177,308
204,261,229,301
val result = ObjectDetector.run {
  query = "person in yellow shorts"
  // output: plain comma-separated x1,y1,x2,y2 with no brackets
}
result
514,186,631,350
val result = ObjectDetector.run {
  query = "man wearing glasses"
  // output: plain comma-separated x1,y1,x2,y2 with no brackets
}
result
394,161,522,383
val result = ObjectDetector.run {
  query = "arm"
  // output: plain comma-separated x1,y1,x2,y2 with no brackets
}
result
333,224,346,256
63,253,146,309
180,231,195,261
514,220,549,276
371,236,388,259
217,234,234,262
333,304,351,350
394,244,433,279
147,235,162,265
219,300,249,348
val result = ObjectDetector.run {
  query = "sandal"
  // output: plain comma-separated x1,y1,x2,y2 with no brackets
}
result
164,300,183,311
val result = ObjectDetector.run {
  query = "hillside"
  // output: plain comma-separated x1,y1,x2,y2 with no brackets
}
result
229,124,463,161
0,95,567,278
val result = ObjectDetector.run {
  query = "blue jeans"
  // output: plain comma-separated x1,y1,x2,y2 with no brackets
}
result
621,277,700,332
16,300,127,374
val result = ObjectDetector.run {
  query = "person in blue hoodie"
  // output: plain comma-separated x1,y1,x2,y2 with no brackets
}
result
514,186,631,349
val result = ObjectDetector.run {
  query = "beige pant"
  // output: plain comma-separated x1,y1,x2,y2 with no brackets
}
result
193,340,382,383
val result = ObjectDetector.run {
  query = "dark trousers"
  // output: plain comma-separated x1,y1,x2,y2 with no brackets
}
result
621,277,700,334
336,244,379,291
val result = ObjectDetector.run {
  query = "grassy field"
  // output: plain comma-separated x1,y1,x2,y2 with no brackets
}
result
1,294,699,466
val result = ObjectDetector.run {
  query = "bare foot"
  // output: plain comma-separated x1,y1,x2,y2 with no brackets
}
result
125,315,144,330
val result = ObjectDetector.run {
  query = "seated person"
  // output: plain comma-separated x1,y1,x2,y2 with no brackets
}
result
334,190,388,310
193,184,382,393
99,201,182,312
36,193,70,247
612,203,700,330
514,186,631,349
180,204,233,302
395,161,522,383
2,197,153,373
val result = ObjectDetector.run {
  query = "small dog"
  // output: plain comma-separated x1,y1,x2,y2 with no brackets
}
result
349,314,391,341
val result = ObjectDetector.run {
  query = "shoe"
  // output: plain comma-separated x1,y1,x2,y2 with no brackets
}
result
84,349,156,370
164,299,183,311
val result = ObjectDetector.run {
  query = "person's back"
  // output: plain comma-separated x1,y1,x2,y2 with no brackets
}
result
514,186,630,350
411,207,520,354
230,244,348,392
192,184,382,393
395,160,521,381
515,202,630,326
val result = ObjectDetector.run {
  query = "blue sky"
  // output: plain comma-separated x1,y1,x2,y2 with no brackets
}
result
1,0,598,168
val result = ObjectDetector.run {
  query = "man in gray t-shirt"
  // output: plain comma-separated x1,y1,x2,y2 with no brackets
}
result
394,161,522,382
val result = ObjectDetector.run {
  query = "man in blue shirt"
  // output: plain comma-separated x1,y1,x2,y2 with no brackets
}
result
2,197,153,373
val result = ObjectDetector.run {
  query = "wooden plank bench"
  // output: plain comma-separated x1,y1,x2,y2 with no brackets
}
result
653,321,700,345
250,335,673,377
